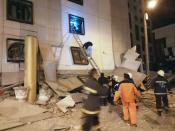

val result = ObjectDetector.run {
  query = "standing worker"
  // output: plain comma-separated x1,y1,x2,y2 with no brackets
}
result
114,73,141,127
81,69,107,131
98,73,109,86
152,70,172,116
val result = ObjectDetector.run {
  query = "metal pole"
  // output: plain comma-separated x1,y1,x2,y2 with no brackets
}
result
144,13,150,75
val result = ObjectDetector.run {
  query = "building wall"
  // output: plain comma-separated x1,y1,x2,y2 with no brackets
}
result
127,0,155,70
111,0,131,67
154,24,175,48
153,23,175,60
0,0,132,73
59,0,114,71
0,0,62,72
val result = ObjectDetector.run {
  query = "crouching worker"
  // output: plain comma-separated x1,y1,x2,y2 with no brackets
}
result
113,73,141,127
152,70,172,116
81,69,107,131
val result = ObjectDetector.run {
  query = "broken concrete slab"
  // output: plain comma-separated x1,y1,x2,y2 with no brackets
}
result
71,93,86,103
56,77,83,92
56,95,75,113
46,77,83,97
120,60,141,71
2,81,24,91
46,81,69,97
113,67,146,87
120,46,141,71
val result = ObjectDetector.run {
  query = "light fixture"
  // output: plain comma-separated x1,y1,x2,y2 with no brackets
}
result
147,0,158,9
145,12,149,20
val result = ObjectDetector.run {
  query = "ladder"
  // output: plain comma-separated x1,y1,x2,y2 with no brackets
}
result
72,33,101,76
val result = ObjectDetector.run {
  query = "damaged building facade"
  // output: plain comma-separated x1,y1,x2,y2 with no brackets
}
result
0,0,132,75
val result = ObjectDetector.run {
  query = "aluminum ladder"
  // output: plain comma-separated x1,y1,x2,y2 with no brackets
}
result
72,33,101,76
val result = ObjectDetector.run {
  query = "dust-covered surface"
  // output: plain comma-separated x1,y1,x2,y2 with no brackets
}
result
0,91,175,131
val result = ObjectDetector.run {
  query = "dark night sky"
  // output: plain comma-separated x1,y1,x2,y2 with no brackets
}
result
151,0,175,29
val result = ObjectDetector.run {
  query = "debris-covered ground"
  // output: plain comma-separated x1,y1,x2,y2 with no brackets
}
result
0,69,175,131
0,89,175,131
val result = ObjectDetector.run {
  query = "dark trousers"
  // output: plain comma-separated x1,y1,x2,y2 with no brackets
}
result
155,95,169,111
82,114,99,131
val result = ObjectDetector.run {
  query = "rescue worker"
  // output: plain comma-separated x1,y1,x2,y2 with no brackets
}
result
83,41,93,57
111,75,119,94
152,70,172,116
81,68,107,131
114,73,141,127
98,73,109,86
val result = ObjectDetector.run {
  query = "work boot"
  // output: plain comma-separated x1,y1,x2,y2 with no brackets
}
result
165,109,169,114
130,124,137,127
157,111,162,116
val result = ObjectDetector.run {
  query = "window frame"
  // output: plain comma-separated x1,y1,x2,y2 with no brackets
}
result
68,0,83,5
70,47,89,65
6,38,25,63
69,14,85,35
6,0,33,24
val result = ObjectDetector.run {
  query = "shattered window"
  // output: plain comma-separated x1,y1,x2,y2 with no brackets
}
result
70,47,89,65
7,38,24,63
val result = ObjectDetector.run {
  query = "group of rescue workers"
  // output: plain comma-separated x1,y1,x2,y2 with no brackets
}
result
81,68,172,131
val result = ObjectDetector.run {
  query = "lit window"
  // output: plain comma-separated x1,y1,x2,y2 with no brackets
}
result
69,14,85,35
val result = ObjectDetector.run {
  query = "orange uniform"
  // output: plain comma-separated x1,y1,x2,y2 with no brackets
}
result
114,81,141,124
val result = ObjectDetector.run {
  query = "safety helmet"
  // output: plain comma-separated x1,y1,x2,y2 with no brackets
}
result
127,72,133,79
113,75,118,81
157,70,165,77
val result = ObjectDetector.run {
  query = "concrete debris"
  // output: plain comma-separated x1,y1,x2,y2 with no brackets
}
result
1,81,24,91
120,60,141,71
113,67,146,87
56,95,75,113
123,46,139,60
71,93,86,103
46,77,83,97
120,46,141,71
36,88,53,105
56,77,83,92
13,86,27,100
46,81,69,97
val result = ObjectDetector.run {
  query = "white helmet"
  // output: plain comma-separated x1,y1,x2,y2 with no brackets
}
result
157,70,165,77
127,72,133,79
113,75,118,81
